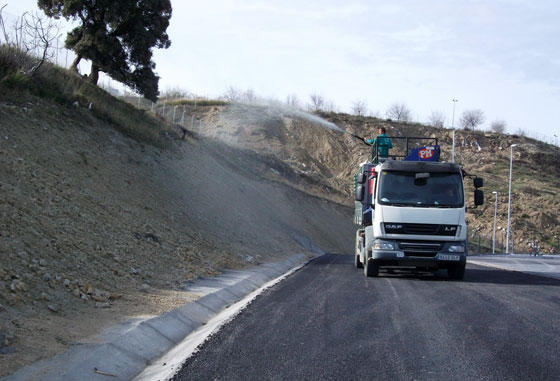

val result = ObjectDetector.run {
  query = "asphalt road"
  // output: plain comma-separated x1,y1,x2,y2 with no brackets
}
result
173,254,560,381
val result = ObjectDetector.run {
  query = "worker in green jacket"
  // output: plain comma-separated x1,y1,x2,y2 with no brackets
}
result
364,127,393,159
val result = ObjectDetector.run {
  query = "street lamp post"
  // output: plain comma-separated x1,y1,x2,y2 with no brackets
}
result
492,191,498,254
506,144,518,254
451,99,458,163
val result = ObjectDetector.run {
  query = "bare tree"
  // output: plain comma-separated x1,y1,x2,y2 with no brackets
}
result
0,8,61,74
22,12,61,73
352,100,368,116
0,5,26,49
386,102,411,122
490,120,507,134
307,93,325,112
323,99,339,113
286,94,300,109
243,88,256,103
428,111,445,128
223,86,242,102
460,109,486,131
0,4,9,44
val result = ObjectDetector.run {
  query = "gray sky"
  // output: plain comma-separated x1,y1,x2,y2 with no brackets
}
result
5,0,560,141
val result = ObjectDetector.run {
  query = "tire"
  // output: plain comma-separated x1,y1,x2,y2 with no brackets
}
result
448,263,465,280
364,258,380,277
355,254,363,269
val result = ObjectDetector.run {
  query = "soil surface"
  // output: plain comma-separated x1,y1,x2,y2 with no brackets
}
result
0,96,354,376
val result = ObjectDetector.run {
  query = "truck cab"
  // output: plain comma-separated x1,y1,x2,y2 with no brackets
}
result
354,137,483,279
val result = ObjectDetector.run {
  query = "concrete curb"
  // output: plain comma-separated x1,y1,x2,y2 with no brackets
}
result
468,255,560,281
3,253,310,381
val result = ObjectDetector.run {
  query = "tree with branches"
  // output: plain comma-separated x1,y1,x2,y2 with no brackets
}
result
352,100,368,116
490,120,507,134
38,0,172,101
0,7,61,74
386,102,411,122
428,111,445,128
286,94,300,109
307,93,325,112
323,99,338,113
460,109,486,131
243,88,256,103
223,86,242,102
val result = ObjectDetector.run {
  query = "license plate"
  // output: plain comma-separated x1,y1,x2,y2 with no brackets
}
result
439,254,460,261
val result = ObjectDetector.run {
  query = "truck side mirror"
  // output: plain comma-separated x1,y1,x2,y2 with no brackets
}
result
474,189,484,206
355,185,364,201
474,177,483,188
357,173,366,184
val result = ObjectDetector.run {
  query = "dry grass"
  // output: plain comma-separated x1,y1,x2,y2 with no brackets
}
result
0,45,178,146
165,98,230,107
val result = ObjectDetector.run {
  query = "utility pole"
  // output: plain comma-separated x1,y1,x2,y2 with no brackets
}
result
451,99,458,163
492,191,498,254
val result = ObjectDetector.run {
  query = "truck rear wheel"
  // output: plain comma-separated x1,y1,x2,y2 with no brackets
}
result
448,264,465,280
364,258,379,277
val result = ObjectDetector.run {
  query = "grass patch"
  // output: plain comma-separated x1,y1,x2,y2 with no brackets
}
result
165,98,230,107
0,45,178,146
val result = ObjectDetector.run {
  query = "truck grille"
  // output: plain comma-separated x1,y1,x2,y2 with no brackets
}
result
405,223,438,234
399,242,443,252
385,223,458,236
400,242,441,257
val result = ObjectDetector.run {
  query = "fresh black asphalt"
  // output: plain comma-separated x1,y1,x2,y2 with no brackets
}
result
173,254,560,380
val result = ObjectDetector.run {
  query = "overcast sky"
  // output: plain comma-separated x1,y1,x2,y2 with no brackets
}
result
5,0,560,141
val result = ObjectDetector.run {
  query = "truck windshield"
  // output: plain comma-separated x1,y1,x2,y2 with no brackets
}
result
378,171,464,207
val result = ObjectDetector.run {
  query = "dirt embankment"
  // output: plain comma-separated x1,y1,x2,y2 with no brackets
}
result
0,96,354,376
189,104,559,253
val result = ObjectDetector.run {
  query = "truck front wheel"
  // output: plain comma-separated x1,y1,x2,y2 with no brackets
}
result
364,258,379,277
448,264,465,280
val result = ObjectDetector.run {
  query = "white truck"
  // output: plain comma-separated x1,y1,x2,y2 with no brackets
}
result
354,137,484,279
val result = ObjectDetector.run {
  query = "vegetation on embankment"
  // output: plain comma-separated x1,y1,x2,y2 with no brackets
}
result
0,45,178,146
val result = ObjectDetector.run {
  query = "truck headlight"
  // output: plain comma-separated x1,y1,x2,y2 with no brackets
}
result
448,245,465,253
374,240,395,250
